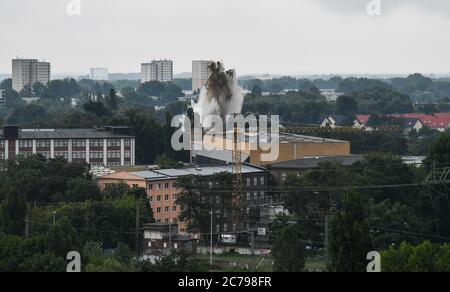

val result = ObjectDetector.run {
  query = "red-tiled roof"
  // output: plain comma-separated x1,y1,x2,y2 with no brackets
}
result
360,113,450,129
356,115,371,124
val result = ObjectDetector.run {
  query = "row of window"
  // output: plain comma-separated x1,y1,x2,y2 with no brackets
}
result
150,194,178,203
246,176,265,186
154,206,178,214
14,139,133,149
148,182,175,191
155,218,178,224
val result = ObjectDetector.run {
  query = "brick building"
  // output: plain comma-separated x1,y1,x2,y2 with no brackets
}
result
0,126,135,167
98,164,272,242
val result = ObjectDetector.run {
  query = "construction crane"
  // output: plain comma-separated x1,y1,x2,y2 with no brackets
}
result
232,123,243,232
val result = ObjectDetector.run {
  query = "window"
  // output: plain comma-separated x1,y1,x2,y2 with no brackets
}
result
282,172,287,182
36,140,50,148
165,206,169,213
246,178,251,186
149,196,153,203
72,140,86,148
172,206,177,212
55,151,68,159
164,183,169,189
73,152,86,159
254,177,258,186
107,139,121,147
148,184,153,190
260,176,265,185
90,151,104,159
90,139,104,147
157,207,161,214
165,195,169,201
223,224,228,232
54,140,68,148
124,151,131,159
0,140,4,148
19,140,32,148
173,194,177,201
124,139,131,147
157,195,161,202
163,242,167,248
174,243,178,249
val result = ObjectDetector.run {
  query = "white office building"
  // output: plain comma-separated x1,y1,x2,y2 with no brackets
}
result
192,60,213,92
141,60,173,83
89,68,109,81
12,58,51,92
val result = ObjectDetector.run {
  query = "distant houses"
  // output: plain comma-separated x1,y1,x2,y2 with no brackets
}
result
320,113,450,132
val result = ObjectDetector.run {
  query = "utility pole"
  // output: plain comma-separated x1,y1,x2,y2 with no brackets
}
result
25,213,29,238
250,230,255,272
210,207,213,269
169,220,172,255
136,199,140,257
324,215,330,266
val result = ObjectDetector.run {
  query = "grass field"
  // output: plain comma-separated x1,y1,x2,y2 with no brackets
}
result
196,253,327,272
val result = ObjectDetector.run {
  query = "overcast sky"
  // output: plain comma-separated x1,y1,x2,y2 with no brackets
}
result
1,0,449,76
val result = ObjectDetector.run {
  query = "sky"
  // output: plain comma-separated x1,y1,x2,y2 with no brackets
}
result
0,0,450,76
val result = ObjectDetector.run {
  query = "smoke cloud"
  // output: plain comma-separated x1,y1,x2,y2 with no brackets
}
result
193,62,244,128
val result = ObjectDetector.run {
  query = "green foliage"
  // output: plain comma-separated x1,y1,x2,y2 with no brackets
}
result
176,173,235,243
154,153,184,169
329,192,373,272
425,132,450,168
349,88,414,114
336,77,392,93
382,241,450,272
272,224,305,272
336,95,358,116
1,188,27,236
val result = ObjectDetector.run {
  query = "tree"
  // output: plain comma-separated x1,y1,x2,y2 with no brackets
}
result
176,173,235,243
329,191,373,272
336,95,358,116
272,224,305,272
381,241,450,272
1,188,27,236
251,84,263,97
425,132,450,168
106,88,118,110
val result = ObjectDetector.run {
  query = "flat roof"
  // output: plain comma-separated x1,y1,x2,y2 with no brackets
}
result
270,155,365,170
148,164,266,180
0,128,135,139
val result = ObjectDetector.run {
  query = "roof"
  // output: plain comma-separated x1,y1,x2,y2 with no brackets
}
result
154,164,266,179
270,155,365,170
357,113,450,129
356,115,371,124
0,127,135,139
98,171,146,181
278,133,348,144
130,171,169,180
